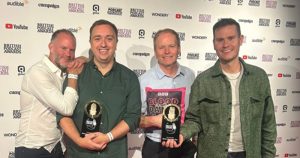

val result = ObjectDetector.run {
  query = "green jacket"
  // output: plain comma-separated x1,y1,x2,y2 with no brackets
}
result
181,58,276,158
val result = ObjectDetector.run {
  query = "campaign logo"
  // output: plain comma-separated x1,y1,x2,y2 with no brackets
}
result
118,28,131,38
276,89,287,96
282,4,296,8
262,54,273,62
286,21,296,28
18,65,25,75
249,0,260,6
276,123,286,127
290,39,300,46
0,65,9,75
13,110,21,119
138,29,145,39
187,53,200,60
5,23,13,29
238,19,253,24
7,1,25,6
282,105,288,112
4,43,22,54
199,14,211,22
92,4,99,14
107,7,122,15
292,90,300,94
266,0,277,8
132,52,150,57
68,3,84,13
292,106,300,112
271,39,285,44
37,23,54,33
205,53,218,61
259,18,270,26
38,3,59,9
130,8,144,18
152,12,168,17
219,0,231,5
275,19,281,27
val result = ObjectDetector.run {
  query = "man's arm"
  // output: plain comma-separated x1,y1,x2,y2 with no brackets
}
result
139,114,162,128
261,76,277,157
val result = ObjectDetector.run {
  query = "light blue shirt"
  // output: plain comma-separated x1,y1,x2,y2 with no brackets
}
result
139,63,195,142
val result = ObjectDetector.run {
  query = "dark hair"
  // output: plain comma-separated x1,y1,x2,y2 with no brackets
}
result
213,18,241,39
50,29,75,42
89,19,118,42
153,28,180,49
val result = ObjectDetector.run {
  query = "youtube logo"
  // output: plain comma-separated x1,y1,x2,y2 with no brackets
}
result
5,23,13,29
278,73,283,77
176,14,181,19
243,55,248,59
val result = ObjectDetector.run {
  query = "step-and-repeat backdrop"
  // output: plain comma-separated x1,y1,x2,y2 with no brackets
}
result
1,0,299,158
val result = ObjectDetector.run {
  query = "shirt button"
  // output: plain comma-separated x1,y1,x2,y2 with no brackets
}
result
228,117,231,121
225,149,228,152
227,133,230,136
228,102,232,105
100,91,103,94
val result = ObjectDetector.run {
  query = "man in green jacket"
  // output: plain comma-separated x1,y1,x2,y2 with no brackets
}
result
163,18,277,158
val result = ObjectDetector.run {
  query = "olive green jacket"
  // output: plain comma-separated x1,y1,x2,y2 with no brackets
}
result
181,58,276,158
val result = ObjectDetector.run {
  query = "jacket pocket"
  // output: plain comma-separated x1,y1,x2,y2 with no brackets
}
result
198,97,220,124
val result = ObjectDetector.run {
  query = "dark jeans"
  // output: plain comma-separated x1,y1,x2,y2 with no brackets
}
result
227,151,246,158
15,142,63,158
142,137,196,158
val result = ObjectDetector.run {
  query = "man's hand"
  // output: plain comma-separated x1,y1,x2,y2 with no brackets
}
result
67,57,86,75
161,134,184,148
91,132,109,150
77,132,103,151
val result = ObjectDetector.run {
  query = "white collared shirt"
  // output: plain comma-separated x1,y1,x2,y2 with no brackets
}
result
15,56,78,152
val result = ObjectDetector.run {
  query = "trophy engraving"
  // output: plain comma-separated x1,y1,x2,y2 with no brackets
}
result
80,100,103,137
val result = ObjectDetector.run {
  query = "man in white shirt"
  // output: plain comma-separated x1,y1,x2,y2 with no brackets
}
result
15,29,86,158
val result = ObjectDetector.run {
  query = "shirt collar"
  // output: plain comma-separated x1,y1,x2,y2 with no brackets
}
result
43,55,64,77
154,63,184,79
211,57,250,78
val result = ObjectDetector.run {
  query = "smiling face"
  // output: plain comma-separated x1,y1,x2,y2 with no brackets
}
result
154,32,180,69
213,24,243,65
48,32,76,70
90,24,117,66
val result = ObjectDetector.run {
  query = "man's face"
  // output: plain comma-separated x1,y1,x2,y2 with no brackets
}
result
49,33,76,70
90,24,117,65
154,32,180,68
213,25,243,64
